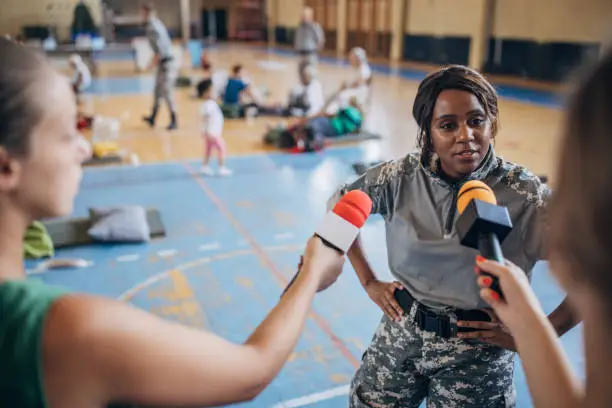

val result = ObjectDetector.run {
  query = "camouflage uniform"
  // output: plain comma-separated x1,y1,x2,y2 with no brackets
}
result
144,16,178,129
328,147,550,407
351,315,515,407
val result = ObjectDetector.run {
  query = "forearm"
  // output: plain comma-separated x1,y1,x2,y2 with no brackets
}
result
347,235,378,287
514,312,583,408
243,262,319,388
548,296,580,336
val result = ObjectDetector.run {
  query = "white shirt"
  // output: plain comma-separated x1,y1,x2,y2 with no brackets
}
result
354,63,371,85
201,99,224,138
72,61,91,91
288,79,325,116
211,70,228,100
305,79,324,116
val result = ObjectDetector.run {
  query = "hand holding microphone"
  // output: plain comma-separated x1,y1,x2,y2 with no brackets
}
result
283,190,373,295
456,180,513,300
474,257,547,335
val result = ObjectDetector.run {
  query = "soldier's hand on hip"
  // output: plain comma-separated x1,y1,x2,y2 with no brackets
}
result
364,280,404,323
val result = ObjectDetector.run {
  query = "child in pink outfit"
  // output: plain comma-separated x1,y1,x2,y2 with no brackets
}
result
198,79,231,176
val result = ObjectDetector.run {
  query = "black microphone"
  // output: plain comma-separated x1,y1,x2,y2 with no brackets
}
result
455,180,513,299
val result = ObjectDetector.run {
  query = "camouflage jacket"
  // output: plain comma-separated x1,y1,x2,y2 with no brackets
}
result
329,147,550,310
145,17,173,59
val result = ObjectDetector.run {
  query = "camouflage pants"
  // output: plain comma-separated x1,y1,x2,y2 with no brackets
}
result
153,61,177,113
350,311,516,408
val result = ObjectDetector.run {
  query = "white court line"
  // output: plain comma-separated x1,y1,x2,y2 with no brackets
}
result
270,385,350,408
116,254,140,262
198,242,221,251
116,244,304,301
157,249,177,257
274,232,294,241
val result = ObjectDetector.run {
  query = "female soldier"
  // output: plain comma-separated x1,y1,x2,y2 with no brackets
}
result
329,65,578,407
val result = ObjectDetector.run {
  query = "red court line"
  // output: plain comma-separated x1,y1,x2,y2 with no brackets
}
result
183,163,361,369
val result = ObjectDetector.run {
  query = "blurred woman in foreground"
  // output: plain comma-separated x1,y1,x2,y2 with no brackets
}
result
475,47,612,407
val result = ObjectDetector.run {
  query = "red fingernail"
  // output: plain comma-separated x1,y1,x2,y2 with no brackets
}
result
482,277,492,286
476,255,486,263
490,292,500,301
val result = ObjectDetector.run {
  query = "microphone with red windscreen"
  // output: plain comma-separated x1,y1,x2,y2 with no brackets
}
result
282,190,373,295
455,180,513,299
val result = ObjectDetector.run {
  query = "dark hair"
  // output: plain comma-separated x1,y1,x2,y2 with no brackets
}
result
197,79,213,98
549,47,612,306
412,65,499,160
0,38,49,155
232,64,243,75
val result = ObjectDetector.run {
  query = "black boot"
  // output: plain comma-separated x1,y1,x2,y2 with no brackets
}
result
167,111,178,131
143,105,158,128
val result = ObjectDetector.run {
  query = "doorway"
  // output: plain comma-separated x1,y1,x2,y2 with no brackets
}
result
202,9,228,41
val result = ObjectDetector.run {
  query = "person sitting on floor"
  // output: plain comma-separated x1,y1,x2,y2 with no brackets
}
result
258,63,325,118
286,64,324,118
196,59,227,102
221,64,259,118
265,96,364,151
326,47,372,113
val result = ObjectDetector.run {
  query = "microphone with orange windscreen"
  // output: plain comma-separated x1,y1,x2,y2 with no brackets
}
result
456,180,513,299
282,190,373,295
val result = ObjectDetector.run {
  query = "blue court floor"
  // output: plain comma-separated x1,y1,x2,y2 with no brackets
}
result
28,146,583,407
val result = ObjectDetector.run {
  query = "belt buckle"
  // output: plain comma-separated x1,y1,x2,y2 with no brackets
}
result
416,307,452,339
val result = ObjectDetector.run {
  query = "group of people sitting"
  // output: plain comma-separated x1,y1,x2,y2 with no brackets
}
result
195,46,373,152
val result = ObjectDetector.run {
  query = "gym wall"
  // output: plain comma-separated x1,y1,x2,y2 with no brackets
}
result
273,0,304,45
403,0,485,66
401,0,612,82
486,0,612,81
0,0,101,41
190,0,234,40
105,0,182,39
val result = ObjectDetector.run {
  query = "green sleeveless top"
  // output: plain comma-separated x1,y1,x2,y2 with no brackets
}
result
0,279,134,408
0,279,66,407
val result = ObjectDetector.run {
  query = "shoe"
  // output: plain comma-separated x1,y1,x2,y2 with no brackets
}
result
142,115,155,128
143,105,158,128
218,167,232,176
200,165,214,175
167,112,178,131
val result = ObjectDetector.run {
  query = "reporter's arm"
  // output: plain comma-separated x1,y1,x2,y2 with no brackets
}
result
476,259,584,408
45,257,327,407
510,310,583,408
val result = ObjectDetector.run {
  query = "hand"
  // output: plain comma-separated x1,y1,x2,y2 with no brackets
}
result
302,236,345,292
475,257,547,334
457,309,517,351
364,280,405,322
146,55,159,71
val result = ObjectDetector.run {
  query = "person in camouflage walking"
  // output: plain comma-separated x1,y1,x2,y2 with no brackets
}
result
328,65,580,407
141,3,178,130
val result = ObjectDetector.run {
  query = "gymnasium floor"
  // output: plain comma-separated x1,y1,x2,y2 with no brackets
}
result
33,43,581,407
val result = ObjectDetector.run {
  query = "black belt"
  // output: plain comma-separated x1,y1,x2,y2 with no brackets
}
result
394,289,491,339
297,50,316,55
